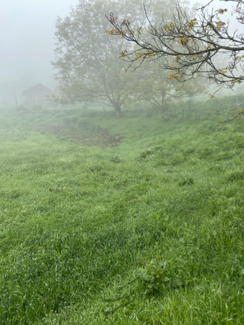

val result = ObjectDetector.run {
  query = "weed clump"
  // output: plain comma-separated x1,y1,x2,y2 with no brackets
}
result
198,147,214,159
178,177,194,186
110,155,123,163
138,260,186,296
184,147,195,154
170,154,185,166
226,170,244,182
140,148,154,159
214,151,233,161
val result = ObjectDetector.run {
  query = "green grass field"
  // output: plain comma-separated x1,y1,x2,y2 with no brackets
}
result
0,96,244,324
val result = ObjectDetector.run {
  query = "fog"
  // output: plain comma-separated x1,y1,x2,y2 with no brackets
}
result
0,0,239,107
0,0,79,107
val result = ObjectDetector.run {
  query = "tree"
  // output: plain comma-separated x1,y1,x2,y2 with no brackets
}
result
181,79,208,116
107,0,244,88
135,60,184,120
52,0,142,119
52,0,186,119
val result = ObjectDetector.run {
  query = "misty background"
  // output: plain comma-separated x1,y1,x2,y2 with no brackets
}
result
0,0,238,108
0,0,79,107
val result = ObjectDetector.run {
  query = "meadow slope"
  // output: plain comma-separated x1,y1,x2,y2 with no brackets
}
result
0,97,244,324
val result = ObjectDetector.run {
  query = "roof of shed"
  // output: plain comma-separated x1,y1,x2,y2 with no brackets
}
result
23,83,53,95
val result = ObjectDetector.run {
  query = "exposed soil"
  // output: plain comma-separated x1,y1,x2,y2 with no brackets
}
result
38,122,121,148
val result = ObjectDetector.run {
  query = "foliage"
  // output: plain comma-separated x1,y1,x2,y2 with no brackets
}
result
52,0,141,118
107,0,244,88
52,0,189,119
135,60,185,120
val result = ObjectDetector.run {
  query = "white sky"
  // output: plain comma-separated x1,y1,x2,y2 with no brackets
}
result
0,0,79,87
0,0,240,90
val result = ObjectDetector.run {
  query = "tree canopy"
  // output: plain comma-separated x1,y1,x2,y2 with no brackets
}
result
52,0,212,120
52,0,143,118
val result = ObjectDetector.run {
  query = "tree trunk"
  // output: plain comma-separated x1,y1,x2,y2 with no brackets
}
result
160,95,170,120
162,109,169,120
188,98,192,116
115,106,122,119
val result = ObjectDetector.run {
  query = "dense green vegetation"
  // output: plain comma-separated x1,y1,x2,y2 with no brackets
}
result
0,95,244,324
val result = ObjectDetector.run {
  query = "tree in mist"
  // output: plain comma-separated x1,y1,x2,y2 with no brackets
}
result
106,0,207,120
52,0,148,119
52,0,186,119
180,78,207,116
107,0,244,89
136,61,184,120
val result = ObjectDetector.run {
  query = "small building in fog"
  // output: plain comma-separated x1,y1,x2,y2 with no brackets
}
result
23,83,53,106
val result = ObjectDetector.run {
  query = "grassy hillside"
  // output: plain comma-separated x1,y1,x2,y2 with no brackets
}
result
0,96,244,324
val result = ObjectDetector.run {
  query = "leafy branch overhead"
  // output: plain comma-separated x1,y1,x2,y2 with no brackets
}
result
106,0,244,86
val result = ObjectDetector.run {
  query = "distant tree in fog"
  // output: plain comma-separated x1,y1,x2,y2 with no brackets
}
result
52,0,146,119
135,60,184,120
181,78,208,116
52,0,187,119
